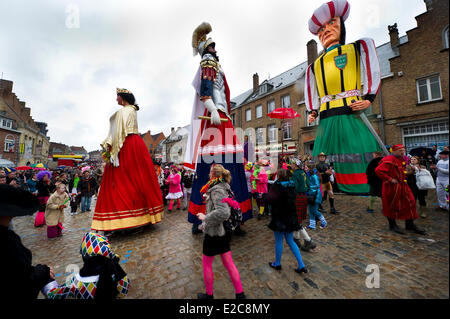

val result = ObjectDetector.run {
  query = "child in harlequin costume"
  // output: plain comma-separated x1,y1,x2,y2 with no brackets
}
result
166,166,183,212
305,0,383,194
42,232,130,299
185,22,252,234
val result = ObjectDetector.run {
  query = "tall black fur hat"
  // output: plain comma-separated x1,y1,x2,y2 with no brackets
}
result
0,184,39,217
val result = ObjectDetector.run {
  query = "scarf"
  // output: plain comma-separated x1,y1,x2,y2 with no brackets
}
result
200,177,225,195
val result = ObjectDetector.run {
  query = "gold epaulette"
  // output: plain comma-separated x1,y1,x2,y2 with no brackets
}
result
200,59,219,72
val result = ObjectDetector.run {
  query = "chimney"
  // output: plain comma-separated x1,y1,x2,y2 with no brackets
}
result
307,39,318,65
388,23,399,47
424,0,433,11
253,73,259,93
0,79,13,95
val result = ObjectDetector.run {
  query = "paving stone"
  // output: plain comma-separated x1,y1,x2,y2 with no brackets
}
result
12,193,448,299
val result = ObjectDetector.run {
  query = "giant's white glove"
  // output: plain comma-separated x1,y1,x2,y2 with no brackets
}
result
204,99,221,126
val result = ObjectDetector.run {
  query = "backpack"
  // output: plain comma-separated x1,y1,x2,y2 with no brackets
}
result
222,189,243,232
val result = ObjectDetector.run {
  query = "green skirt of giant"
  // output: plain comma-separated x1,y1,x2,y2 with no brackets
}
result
312,113,382,194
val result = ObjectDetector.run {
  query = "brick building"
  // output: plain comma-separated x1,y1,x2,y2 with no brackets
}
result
49,142,72,157
377,0,449,150
140,130,166,160
0,79,50,166
0,113,21,165
69,146,88,158
230,67,306,159
230,0,449,159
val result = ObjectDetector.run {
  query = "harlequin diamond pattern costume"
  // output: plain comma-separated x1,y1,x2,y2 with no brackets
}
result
185,22,252,227
43,232,130,299
305,0,382,194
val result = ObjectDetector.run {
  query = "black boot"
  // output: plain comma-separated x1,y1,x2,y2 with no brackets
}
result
388,218,405,234
301,239,317,252
405,220,426,235
192,223,202,235
329,198,339,214
295,267,308,274
268,262,282,270
236,292,246,299
197,293,214,299
233,225,246,236
318,204,326,213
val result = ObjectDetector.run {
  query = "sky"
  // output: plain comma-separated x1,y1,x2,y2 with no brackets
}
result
0,0,426,152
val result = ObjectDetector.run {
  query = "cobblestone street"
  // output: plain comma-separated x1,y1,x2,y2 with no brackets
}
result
14,193,448,299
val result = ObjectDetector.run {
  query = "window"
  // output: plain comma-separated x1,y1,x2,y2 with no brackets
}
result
4,135,15,152
281,95,290,108
256,105,262,118
231,113,236,126
246,109,251,122
443,25,449,49
283,122,292,139
268,124,277,142
416,75,442,103
402,120,449,152
305,110,319,127
268,100,275,114
259,85,267,95
1,119,12,129
256,127,265,144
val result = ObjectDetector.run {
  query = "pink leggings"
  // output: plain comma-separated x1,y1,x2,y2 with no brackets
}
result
202,251,243,295
168,199,181,210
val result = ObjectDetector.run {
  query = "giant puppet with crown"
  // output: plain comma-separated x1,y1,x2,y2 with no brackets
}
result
184,22,252,234
305,0,383,194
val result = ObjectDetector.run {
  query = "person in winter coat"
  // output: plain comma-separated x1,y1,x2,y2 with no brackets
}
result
196,164,246,299
77,170,98,213
365,151,384,213
266,168,308,275
35,170,55,227
407,156,430,218
45,183,69,238
306,161,327,230
291,159,316,252
0,184,56,300
69,171,81,215
182,169,194,210
165,166,183,212
26,172,38,195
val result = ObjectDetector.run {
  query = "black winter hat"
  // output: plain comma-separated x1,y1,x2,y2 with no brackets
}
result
0,184,39,217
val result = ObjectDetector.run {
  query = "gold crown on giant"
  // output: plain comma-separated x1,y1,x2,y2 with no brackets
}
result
116,88,132,94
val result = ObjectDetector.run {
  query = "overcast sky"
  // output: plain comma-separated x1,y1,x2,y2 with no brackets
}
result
0,0,426,152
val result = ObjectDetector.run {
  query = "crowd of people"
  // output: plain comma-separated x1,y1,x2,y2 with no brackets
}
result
0,163,104,235
1,143,448,300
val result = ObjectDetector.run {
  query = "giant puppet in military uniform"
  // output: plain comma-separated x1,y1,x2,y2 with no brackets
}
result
305,0,383,194
184,22,252,233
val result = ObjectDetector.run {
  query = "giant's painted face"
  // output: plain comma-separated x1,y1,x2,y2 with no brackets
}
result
318,17,341,49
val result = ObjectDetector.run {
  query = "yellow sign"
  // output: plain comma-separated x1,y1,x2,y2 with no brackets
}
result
52,155,83,159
